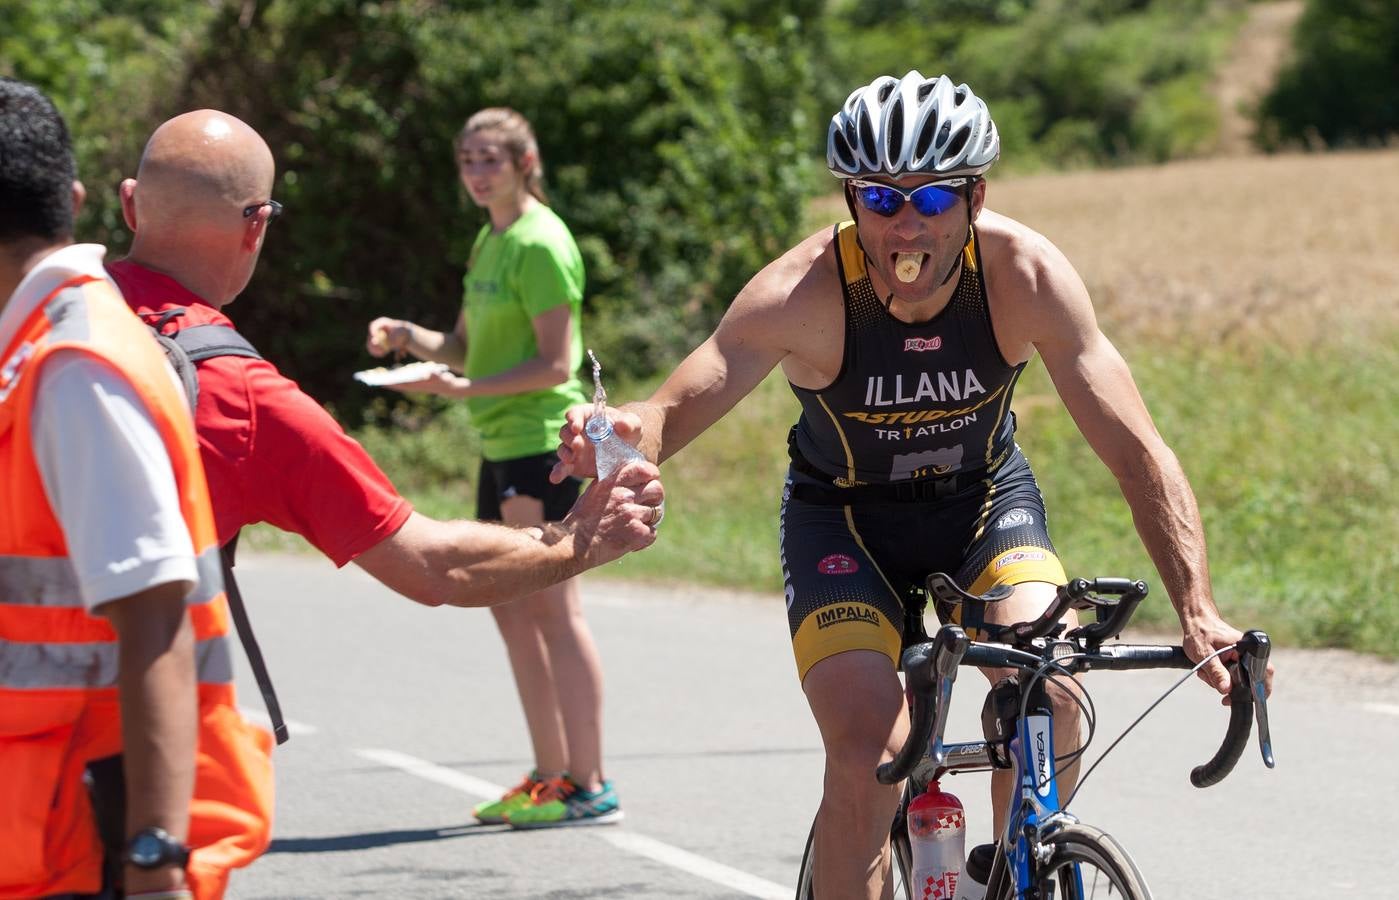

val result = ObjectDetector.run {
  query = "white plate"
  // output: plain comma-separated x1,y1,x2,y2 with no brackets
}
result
353,362,449,386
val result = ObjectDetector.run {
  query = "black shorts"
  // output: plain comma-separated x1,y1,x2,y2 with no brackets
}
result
476,451,581,523
779,447,1066,680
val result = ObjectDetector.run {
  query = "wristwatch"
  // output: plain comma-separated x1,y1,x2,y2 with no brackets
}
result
123,827,191,869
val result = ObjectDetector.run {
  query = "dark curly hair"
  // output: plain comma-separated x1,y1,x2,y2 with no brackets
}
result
0,78,76,243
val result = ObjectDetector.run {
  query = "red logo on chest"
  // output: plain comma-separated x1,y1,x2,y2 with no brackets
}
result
903,336,942,352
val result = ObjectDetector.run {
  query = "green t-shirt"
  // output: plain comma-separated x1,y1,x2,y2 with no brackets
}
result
463,204,587,460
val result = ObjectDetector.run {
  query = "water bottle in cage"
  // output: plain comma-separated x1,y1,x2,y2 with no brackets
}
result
907,779,966,900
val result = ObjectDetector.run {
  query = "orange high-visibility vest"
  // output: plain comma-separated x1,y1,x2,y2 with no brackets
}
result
0,274,274,899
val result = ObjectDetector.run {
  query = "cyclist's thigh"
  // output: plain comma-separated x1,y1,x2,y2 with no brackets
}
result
802,648,907,755
950,450,1069,615
780,477,912,684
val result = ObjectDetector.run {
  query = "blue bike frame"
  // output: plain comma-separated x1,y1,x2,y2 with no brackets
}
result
1003,711,1082,897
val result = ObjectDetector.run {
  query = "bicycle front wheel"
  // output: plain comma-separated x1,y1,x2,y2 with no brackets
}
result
1039,823,1152,900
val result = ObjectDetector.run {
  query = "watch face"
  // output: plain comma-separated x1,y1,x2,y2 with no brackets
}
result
129,831,165,866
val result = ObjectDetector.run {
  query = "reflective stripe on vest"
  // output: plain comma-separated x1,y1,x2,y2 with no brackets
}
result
0,631,235,690
0,546,225,609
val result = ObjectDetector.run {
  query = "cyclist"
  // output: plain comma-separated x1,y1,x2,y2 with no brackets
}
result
556,71,1274,899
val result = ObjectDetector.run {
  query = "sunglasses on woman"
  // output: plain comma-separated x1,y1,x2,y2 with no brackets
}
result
849,178,969,218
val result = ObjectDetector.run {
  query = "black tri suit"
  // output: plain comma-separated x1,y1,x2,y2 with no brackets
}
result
781,222,1067,680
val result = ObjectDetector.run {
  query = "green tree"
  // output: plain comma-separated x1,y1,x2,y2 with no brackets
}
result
1258,0,1399,148
160,0,827,416
0,0,217,240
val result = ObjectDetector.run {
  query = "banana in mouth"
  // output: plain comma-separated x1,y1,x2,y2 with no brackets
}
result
895,252,924,283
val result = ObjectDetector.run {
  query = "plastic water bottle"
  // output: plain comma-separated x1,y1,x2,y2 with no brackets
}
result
583,349,647,479
583,351,663,526
908,780,966,900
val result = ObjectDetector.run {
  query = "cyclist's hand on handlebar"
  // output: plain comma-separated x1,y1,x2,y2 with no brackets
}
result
551,403,645,483
1182,612,1275,704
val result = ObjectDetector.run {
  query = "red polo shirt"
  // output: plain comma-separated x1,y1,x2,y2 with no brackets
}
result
109,259,412,566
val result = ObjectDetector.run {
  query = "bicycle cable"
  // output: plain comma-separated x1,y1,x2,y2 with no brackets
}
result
1016,656,1098,776
1060,645,1234,811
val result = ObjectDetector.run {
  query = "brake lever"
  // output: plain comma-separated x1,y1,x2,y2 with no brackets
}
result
927,625,969,764
1238,630,1275,768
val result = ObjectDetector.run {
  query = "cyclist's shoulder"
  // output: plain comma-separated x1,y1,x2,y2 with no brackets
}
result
978,210,1083,301
734,226,840,314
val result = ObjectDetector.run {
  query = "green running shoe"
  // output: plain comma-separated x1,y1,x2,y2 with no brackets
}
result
472,770,542,824
506,775,624,829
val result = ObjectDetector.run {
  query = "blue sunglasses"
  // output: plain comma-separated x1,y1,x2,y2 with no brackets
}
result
850,178,969,217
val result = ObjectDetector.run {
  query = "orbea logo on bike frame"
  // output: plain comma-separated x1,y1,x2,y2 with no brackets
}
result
1030,715,1055,797
903,336,942,352
818,554,859,575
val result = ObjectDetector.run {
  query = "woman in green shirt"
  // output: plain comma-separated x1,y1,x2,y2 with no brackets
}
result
367,108,620,828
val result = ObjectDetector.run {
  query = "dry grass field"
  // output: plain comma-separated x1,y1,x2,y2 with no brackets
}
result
809,147,1399,349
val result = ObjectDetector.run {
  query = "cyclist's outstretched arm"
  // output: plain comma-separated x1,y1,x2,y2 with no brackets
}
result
556,229,834,477
997,226,1273,698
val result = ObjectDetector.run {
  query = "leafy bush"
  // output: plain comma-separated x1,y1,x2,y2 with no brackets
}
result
1258,0,1399,148
825,0,1238,171
0,1,217,240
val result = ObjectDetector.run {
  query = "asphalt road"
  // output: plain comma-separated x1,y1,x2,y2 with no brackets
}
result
226,554,1396,899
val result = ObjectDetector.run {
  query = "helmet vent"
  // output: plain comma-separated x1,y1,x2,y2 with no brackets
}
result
918,82,935,102
858,115,877,164
878,82,896,103
914,114,936,160
936,119,952,149
887,101,905,162
834,134,856,169
954,86,968,104
945,125,970,160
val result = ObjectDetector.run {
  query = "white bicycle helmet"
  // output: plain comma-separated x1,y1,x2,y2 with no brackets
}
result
827,71,1000,180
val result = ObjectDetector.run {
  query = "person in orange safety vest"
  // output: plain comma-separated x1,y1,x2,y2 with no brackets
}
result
0,78,272,899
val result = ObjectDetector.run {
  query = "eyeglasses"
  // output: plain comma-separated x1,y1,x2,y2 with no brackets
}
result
242,199,284,221
849,179,968,218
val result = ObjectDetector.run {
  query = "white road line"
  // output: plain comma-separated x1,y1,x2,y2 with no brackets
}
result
355,748,515,799
355,748,791,900
1363,702,1399,717
239,707,318,736
596,830,790,900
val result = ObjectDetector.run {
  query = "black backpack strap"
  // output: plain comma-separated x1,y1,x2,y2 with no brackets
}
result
147,309,202,413
173,323,263,364
221,530,289,745
143,315,286,744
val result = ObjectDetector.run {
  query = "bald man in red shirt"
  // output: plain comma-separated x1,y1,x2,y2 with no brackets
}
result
111,110,663,607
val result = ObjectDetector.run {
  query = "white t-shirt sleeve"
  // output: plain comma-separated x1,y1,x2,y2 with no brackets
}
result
31,351,197,611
